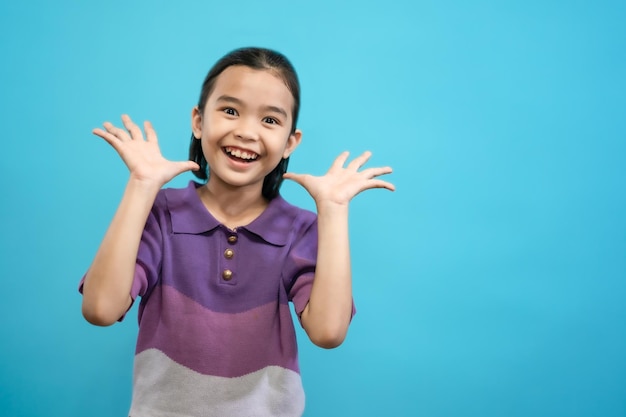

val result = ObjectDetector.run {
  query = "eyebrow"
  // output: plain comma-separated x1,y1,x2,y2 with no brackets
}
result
216,95,289,119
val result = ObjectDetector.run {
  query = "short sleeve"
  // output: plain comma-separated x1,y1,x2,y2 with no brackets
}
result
77,202,164,322
283,217,318,318
134,204,165,300
282,214,357,324
114,204,165,322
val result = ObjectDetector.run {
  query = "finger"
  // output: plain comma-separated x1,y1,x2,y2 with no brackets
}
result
92,127,109,140
144,121,158,142
329,151,350,171
173,160,201,175
346,150,372,171
121,114,143,141
363,179,396,192
92,127,123,149
282,172,300,181
282,172,308,186
359,166,393,179
103,121,131,141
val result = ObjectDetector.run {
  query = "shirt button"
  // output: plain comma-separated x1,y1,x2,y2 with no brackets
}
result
224,249,234,259
222,269,233,281
228,235,237,244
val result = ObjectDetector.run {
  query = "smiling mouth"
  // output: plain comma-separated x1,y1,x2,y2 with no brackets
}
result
223,146,259,163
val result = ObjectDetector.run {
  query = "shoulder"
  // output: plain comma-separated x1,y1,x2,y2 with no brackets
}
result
267,195,317,236
156,181,199,207
272,195,317,225
244,195,317,246
149,181,219,234
147,181,195,218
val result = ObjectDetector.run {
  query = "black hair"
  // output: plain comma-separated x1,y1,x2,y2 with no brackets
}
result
189,47,301,200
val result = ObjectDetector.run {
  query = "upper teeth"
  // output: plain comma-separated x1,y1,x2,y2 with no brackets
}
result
226,147,258,160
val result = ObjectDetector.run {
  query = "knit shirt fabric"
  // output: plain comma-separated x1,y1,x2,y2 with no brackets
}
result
84,181,319,417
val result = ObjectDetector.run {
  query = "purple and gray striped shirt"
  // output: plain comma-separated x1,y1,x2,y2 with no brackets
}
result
83,181,320,416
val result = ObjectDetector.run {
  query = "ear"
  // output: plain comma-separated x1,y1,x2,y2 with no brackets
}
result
191,106,202,139
283,129,302,159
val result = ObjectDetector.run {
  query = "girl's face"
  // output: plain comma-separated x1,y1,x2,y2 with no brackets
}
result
191,65,302,195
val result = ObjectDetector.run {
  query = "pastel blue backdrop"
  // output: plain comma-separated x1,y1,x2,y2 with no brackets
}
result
1,1,624,416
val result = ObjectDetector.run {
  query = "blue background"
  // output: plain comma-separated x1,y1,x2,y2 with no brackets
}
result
1,1,625,416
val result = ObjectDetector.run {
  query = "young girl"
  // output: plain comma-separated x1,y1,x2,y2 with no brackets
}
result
80,47,394,417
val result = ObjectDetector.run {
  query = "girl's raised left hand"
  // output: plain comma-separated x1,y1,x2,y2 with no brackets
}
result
283,151,394,207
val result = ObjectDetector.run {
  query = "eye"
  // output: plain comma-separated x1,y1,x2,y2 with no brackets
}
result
222,107,238,116
263,116,279,125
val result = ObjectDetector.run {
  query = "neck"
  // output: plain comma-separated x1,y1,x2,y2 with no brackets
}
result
197,179,269,229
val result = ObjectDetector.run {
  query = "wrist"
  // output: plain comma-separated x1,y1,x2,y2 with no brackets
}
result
315,199,349,216
126,175,164,196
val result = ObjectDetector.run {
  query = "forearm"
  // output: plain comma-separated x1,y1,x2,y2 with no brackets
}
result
302,202,353,348
81,178,161,325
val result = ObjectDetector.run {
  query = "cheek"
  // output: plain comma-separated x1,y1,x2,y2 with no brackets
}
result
201,117,225,142
199,138,213,161
272,135,294,159
199,124,222,156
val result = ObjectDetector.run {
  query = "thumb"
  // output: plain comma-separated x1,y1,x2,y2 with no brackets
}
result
282,172,306,186
174,160,201,175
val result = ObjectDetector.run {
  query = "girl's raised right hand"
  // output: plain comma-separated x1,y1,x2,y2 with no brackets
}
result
93,114,199,188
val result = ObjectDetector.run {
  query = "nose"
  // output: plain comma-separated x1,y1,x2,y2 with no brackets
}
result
234,117,260,141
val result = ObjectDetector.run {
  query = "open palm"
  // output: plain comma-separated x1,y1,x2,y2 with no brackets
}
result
93,114,199,187
283,151,394,207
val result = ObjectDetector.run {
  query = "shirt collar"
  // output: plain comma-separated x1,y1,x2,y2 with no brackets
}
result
166,181,294,246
